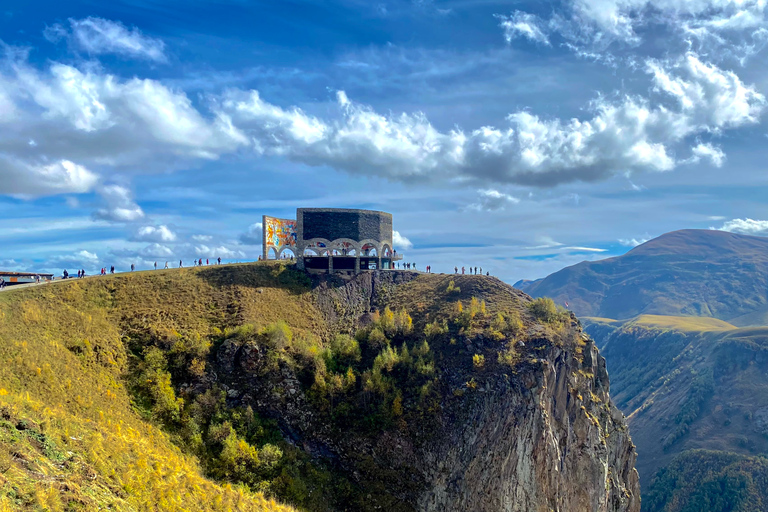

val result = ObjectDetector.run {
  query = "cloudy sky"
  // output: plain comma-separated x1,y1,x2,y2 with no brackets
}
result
2,0,768,282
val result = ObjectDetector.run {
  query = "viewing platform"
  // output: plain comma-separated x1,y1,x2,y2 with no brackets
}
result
262,208,404,274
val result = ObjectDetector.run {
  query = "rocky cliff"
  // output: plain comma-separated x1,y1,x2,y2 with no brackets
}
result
0,263,639,511
210,269,640,512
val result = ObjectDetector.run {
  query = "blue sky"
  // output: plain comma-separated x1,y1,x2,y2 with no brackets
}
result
2,0,768,282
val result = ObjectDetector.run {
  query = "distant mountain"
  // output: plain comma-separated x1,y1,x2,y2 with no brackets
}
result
522,229,768,325
512,278,540,291
583,317,768,509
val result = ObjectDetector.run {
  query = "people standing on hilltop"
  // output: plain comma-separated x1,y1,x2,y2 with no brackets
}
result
462,266,465,274
218,257,221,265
199,258,203,266
131,264,135,272
179,260,183,268
63,269,68,279
165,261,168,269
206,258,209,265
454,266,458,274
154,262,157,270
81,269,86,278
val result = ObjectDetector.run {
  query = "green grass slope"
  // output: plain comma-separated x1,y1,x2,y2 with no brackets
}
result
524,229,768,323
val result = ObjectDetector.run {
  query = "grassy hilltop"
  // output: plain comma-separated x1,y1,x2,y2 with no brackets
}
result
1,262,610,511
0,265,300,512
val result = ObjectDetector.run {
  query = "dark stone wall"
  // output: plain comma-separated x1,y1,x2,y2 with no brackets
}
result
299,209,393,243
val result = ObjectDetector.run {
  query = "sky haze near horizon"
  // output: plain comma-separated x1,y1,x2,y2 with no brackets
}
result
2,0,768,282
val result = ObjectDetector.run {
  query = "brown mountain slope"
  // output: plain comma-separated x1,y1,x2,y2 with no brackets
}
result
523,229,768,324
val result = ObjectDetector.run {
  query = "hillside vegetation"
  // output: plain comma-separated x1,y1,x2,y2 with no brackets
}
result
584,317,768,510
0,263,639,511
523,229,768,324
0,268,295,512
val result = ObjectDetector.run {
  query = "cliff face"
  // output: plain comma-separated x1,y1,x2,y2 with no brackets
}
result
215,270,640,512
418,341,639,512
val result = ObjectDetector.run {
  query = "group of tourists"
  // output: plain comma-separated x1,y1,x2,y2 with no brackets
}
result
63,257,224,280
455,266,489,276
62,269,88,279
396,262,417,270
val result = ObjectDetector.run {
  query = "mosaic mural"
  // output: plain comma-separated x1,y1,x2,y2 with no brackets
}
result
263,216,297,258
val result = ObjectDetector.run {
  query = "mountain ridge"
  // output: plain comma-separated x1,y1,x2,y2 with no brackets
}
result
522,229,768,323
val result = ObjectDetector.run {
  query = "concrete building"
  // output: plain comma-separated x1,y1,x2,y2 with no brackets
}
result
0,271,53,286
262,208,403,274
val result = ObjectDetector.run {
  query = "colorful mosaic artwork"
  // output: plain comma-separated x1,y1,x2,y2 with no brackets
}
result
263,216,297,257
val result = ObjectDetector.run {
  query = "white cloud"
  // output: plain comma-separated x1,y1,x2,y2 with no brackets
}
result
133,225,176,243
191,234,213,242
496,12,551,45
47,17,167,62
0,157,98,196
0,54,248,198
239,222,263,245
684,142,726,166
139,243,174,258
525,236,564,250
393,230,413,250
564,246,608,252
50,249,100,269
219,53,761,187
195,244,246,259
716,218,768,235
467,189,520,211
93,185,144,222
566,0,768,43
0,30,763,202
619,237,651,246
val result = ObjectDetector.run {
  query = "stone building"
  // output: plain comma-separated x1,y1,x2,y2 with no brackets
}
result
262,208,403,274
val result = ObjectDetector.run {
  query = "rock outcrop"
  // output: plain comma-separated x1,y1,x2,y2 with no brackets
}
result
217,272,640,512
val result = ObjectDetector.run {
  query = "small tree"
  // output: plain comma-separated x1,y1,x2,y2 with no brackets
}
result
529,298,558,323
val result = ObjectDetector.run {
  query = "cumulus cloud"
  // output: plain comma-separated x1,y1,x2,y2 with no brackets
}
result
194,244,245,259
716,218,768,235
191,234,213,242
218,53,763,186
619,237,651,246
561,0,768,44
0,157,98,196
393,230,413,250
46,17,167,62
0,53,248,198
239,222,263,245
93,185,144,222
133,225,176,243
139,243,174,258
685,142,726,166
0,29,763,202
496,12,550,45
467,189,520,211
50,249,99,269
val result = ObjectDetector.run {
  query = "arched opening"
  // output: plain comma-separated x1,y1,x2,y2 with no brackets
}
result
268,247,279,260
362,244,378,257
304,247,319,256
280,248,296,260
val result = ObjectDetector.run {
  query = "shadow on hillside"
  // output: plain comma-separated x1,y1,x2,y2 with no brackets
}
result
197,262,311,295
